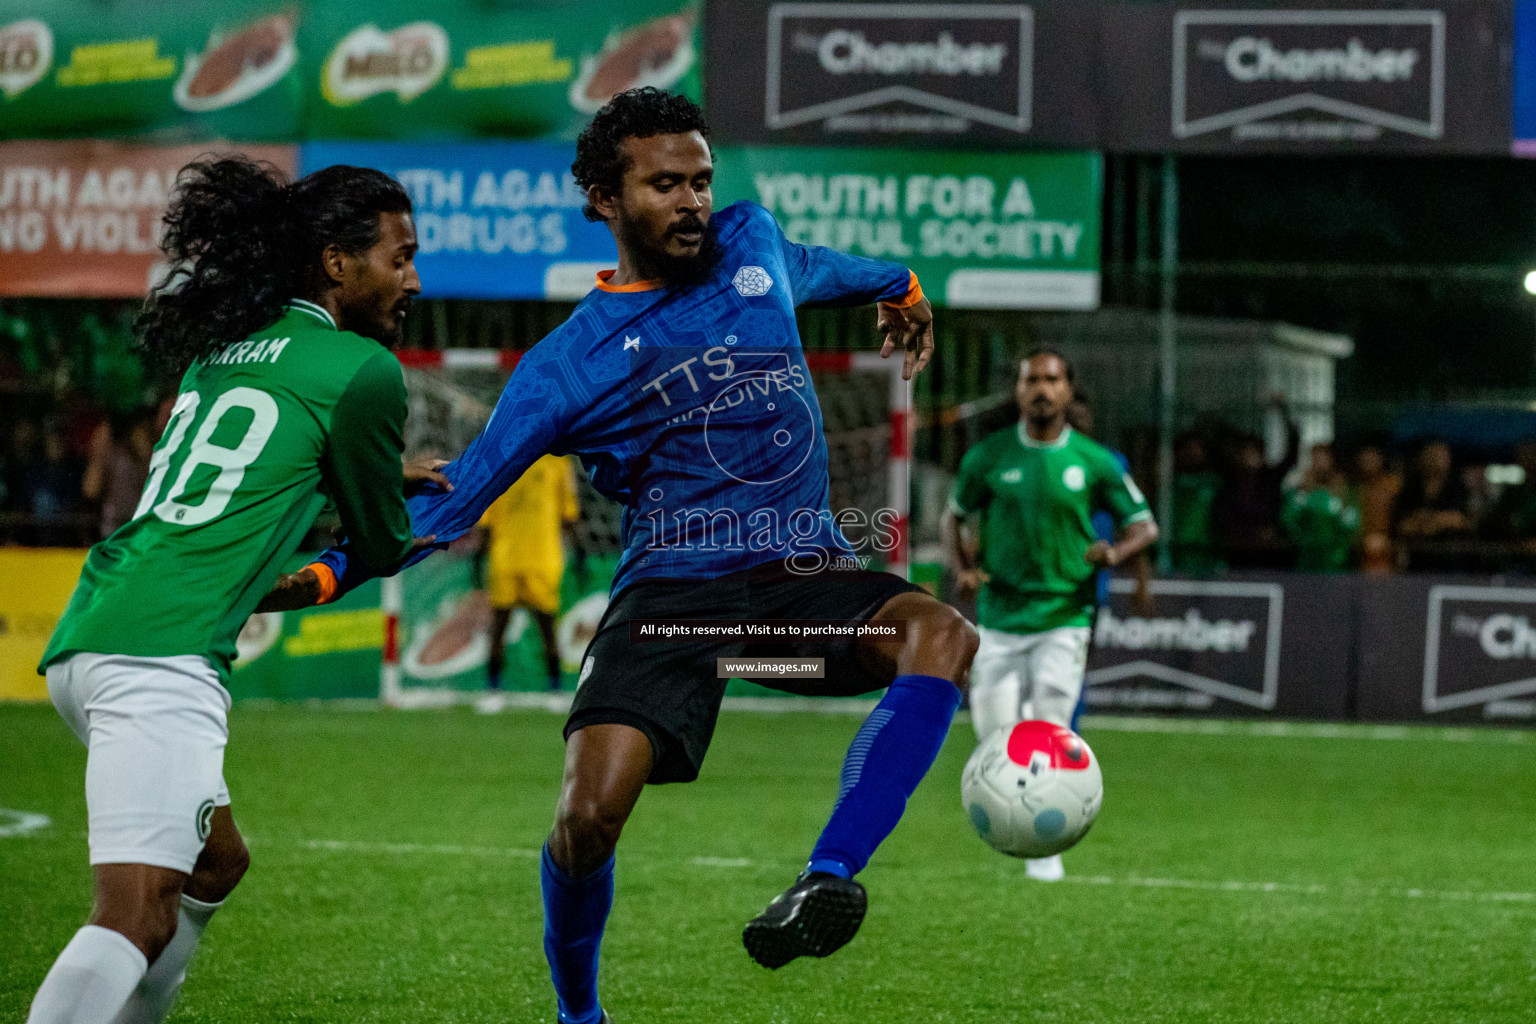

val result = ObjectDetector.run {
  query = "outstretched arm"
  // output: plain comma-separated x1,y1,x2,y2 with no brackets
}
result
776,215,934,379
261,350,568,607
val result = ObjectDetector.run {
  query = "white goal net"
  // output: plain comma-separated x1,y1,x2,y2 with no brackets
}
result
384,347,909,705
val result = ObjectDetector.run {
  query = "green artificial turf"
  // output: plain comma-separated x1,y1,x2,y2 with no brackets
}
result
3,702,1534,1023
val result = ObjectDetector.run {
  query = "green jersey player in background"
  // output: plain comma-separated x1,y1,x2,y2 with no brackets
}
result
28,158,441,1024
942,350,1158,881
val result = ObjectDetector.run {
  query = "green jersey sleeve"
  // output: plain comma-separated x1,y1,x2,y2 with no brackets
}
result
950,443,992,515
1094,451,1154,529
321,349,414,572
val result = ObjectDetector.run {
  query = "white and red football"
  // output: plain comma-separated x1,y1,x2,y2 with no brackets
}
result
961,720,1103,858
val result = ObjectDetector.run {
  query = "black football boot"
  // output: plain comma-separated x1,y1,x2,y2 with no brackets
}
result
742,870,868,969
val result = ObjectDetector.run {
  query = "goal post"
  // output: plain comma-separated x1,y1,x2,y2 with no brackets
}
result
384,347,910,705
803,349,912,581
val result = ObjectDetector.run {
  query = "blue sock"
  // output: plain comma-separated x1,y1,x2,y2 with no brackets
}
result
541,842,614,1024
808,674,961,878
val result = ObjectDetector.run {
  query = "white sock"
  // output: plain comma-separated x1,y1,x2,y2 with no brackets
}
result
112,895,221,1024
1024,854,1066,882
28,925,148,1024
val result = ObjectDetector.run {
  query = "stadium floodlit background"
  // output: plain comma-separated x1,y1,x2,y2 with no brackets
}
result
3,1,1536,1021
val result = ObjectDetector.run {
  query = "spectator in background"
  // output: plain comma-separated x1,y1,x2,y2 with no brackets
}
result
1170,431,1224,574
1353,443,1401,573
23,423,85,545
1281,442,1360,572
1481,442,1536,557
1212,395,1299,569
1396,439,1473,572
82,406,156,539
2,419,41,521
1461,461,1493,532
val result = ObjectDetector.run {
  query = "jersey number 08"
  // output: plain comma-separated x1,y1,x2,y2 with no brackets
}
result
134,387,280,526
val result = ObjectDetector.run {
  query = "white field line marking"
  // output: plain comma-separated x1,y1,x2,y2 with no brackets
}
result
1062,874,1536,905
260,692,1534,744
300,838,539,858
1082,715,1531,744
0,809,50,837
292,838,1534,905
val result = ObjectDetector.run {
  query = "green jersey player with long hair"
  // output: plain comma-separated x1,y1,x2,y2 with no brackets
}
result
27,157,442,1024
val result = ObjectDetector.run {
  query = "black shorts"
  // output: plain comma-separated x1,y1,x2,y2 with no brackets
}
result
567,560,922,784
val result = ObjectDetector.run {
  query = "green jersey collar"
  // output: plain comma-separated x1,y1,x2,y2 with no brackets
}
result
1018,423,1072,451
286,299,338,331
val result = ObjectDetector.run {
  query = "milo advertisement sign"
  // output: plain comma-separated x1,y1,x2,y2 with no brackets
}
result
302,0,700,139
713,146,1100,310
0,0,303,139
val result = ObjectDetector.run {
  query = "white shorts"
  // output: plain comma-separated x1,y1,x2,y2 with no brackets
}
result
47,652,231,874
969,625,1091,739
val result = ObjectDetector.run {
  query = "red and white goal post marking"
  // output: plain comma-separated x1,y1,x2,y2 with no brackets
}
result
381,348,911,706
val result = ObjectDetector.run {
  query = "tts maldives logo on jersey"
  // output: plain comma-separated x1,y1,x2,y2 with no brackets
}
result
1173,9,1444,144
766,3,1032,135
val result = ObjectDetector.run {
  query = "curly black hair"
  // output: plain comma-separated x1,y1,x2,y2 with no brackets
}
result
135,158,412,373
572,87,710,222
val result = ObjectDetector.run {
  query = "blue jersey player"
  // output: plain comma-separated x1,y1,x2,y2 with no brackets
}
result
264,89,978,1023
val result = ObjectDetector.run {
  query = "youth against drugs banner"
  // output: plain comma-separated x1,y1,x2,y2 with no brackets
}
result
299,140,617,300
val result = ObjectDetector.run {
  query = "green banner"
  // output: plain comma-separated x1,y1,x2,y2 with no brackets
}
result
0,0,303,140
0,0,700,141
301,0,699,140
714,146,1102,311
227,551,617,701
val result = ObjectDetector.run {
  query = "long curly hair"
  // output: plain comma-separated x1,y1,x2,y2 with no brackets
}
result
572,87,710,223
136,158,412,372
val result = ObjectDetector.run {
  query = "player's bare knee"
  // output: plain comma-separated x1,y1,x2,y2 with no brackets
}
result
188,838,249,904
93,892,181,963
906,604,978,687
555,797,627,875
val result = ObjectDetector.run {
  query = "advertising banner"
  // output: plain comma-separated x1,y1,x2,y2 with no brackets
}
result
1357,577,1536,723
1102,0,1511,154
705,0,1098,148
0,0,699,141
0,548,86,702
1085,575,1352,719
0,139,297,298
299,0,700,140
713,146,1100,310
227,550,616,700
0,0,304,140
299,140,616,300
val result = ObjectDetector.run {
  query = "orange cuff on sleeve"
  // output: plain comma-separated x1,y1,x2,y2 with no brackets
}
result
305,562,338,605
880,271,924,309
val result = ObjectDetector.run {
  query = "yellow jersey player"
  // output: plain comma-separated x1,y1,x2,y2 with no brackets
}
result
477,455,580,693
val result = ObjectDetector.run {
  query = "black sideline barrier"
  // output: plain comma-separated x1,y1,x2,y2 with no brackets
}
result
1085,573,1536,724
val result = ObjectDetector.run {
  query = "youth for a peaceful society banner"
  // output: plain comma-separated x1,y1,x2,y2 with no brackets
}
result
299,140,617,300
713,147,1100,310
0,139,296,298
